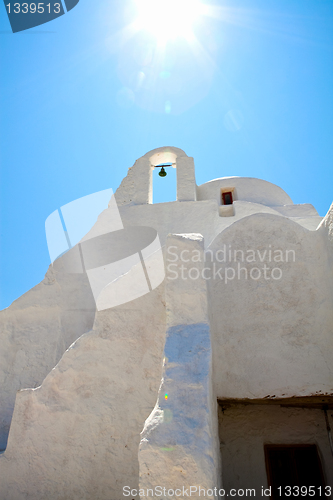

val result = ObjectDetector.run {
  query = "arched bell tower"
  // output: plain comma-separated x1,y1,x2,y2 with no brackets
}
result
115,147,197,206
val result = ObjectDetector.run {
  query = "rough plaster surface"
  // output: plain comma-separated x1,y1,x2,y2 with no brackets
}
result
273,203,319,217
218,404,333,494
319,202,333,249
232,201,322,231
0,147,332,498
139,235,221,499
0,270,96,450
0,288,166,500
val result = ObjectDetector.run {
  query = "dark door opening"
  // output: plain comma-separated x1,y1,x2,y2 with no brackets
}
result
265,445,325,500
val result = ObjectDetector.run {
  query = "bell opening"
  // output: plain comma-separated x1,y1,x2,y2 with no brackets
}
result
152,163,177,204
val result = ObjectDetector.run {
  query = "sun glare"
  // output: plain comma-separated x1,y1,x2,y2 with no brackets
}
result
135,0,203,42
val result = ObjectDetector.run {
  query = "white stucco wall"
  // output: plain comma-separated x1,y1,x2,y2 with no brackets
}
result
139,234,221,500
115,147,197,206
0,286,166,500
0,269,96,450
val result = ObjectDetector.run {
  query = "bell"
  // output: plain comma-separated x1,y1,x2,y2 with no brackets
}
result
158,166,167,177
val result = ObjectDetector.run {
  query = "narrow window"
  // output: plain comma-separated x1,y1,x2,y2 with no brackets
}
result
265,445,325,499
222,191,233,205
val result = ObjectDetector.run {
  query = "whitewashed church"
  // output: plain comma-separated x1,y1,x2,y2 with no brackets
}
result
0,147,332,499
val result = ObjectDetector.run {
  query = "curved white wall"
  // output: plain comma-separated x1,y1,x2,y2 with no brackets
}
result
197,177,293,207
207,213,333,399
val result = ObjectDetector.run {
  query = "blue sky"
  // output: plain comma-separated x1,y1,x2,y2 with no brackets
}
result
0,0,332,309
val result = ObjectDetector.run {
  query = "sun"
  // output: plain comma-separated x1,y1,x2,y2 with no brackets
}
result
134,0,203,42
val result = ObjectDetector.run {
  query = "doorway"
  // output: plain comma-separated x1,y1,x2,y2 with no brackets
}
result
265,445,325,499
